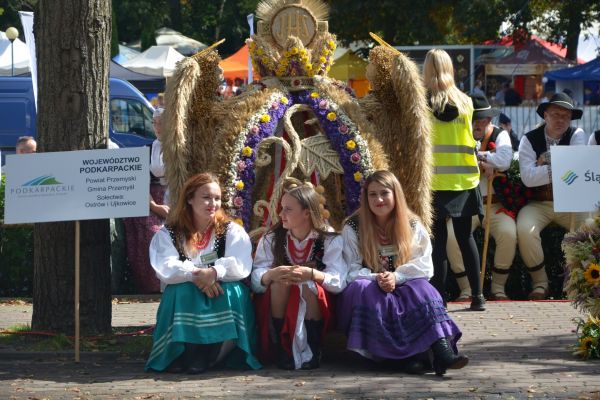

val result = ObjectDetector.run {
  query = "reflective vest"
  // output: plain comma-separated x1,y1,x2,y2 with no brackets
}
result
431,106,480,191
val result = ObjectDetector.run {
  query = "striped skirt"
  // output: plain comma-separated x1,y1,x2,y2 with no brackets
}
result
337,278,462,360
145,281,261,371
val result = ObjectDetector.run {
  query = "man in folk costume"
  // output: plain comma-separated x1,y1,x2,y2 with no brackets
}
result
446,95,515,301
517,92,587,300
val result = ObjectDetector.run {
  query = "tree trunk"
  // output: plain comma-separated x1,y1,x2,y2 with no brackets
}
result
32,0,112,335
565,6,582,63
214,0,227,41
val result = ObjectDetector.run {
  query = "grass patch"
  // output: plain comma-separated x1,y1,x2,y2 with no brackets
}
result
0,325,152,358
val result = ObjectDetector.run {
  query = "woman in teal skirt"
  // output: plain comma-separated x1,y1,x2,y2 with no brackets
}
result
145,172,261,374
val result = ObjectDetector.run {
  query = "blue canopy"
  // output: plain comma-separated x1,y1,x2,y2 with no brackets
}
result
545,57,600,81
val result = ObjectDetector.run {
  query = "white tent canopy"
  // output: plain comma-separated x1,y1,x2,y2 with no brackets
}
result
113,44,141,64
0,36,31,76
155,27,206,56
121,45,185,77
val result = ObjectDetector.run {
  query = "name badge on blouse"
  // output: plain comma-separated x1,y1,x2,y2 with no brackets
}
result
200,251,218,265
379,245,397,257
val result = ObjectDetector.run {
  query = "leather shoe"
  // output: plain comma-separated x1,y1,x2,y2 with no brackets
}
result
431,338,469,376
470,294,486,311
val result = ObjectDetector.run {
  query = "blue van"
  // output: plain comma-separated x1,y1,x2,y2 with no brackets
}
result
0,77,155,163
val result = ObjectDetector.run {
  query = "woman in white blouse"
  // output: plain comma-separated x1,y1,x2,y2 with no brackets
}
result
338,171,467,376
145,173,261,374
252,179,346,370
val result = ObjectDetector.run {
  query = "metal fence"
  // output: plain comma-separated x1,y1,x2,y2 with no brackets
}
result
497,105,600,141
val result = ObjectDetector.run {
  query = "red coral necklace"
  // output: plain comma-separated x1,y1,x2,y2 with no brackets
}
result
195,224,214,250
287,235,313,264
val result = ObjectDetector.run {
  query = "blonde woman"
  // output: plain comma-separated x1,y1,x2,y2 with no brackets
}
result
423,49,485,311
339,171,467,376
252,179,347,370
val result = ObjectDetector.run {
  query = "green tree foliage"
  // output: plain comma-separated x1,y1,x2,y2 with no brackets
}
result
328,0,520,46
0,0,23,33
111,4,119,58
113,0,170,50
113,0,258,56
328,0,599,61
528,0,600,61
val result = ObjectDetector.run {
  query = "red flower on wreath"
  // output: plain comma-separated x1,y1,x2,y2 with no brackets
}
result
491,159,530,219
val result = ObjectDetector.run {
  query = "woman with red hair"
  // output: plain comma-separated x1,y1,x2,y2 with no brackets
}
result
145,172,260,374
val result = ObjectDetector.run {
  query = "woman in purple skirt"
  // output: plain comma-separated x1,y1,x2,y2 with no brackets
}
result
338,170,468,376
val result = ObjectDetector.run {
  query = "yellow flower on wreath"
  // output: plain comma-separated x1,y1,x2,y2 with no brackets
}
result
280,96,289,105
290,47,299,55
327,112,337,121
584,263,600,284
242,146,253,157
310,92,319,99
353,171,363,182
345,140,356,150
260,114,271,123
235,181,245,190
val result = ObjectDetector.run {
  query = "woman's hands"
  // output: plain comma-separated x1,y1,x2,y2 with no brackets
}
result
192,267,224,298
377,271,396,293
261,265,314,286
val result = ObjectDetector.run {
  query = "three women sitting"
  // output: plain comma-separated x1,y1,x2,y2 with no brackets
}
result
147,171,468,376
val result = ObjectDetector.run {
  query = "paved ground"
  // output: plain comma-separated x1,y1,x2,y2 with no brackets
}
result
1,300,600,399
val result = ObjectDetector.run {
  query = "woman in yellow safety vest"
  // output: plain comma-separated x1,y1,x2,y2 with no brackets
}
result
423,49,485,311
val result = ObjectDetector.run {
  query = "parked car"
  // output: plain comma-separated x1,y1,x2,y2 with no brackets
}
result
0,76,155,164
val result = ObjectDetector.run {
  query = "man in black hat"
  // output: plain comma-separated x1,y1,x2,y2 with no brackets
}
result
517,92,587,300
498,113,520,151
447,95,516,301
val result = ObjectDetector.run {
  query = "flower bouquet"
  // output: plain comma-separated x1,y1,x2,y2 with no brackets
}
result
573,316,600,359
562,214,600,359
491,158,535,219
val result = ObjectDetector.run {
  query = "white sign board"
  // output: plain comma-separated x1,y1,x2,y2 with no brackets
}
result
4,147,149,224
551,146,600,212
